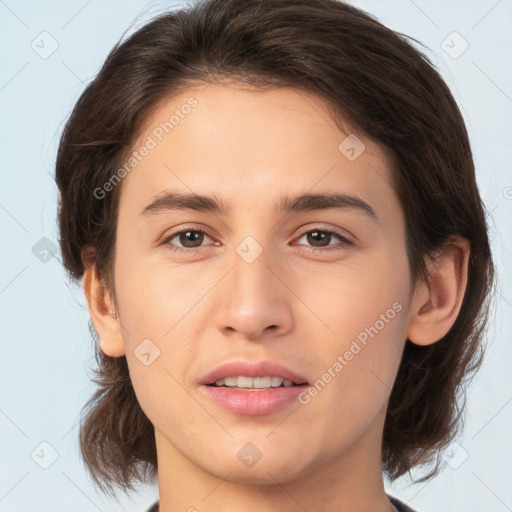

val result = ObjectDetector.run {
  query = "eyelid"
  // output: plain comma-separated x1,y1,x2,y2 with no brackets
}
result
159,224,217,247
295,224,355,243
293,226,355,253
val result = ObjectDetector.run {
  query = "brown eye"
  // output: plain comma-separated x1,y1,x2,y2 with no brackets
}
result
177,230,205,248
295,228,353,253
306,230,332,247
162,229,214,253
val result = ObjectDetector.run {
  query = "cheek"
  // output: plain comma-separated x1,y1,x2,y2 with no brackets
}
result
293,248,410,341
113,241,193,340
112,242,209,399
114,260,201,425
297,250,410,407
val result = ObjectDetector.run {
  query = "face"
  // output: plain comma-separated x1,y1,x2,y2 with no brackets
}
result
112,83,413,484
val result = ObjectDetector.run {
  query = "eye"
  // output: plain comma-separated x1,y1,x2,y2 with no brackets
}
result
161,227,215,253
294,228,354,253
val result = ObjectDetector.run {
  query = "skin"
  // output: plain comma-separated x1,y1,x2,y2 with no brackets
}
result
83,83,470,512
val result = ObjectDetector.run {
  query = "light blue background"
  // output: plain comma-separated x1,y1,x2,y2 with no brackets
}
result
1,1,511,511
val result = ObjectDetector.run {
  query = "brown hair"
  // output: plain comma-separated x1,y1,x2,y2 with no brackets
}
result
55,0,496,498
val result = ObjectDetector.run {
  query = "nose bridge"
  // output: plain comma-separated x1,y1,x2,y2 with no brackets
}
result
230,236,277,311
213,234,293,339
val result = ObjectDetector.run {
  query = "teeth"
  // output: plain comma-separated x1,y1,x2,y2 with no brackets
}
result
212,376,296,388
271,376,283,387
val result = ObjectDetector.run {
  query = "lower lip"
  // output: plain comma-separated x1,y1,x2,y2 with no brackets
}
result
200,384,309,415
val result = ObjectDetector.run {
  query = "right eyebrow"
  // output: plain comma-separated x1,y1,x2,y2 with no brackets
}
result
139,192,231,217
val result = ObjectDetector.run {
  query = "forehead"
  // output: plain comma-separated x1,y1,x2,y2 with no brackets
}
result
120,83,399,222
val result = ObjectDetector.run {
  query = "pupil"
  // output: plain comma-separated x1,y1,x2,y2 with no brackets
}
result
181,231,202,247
308,231,330,247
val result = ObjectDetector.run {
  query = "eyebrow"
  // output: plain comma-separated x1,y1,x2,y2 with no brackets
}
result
139,191,378,221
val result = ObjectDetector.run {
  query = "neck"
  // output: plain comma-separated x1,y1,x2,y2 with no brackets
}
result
154,406,394,512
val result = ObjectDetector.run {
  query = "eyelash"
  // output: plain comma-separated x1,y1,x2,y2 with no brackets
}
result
160,225,354,254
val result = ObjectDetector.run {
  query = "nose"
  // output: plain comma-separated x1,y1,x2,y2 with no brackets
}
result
213,244,294,342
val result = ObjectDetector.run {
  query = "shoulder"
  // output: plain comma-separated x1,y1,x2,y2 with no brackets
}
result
145,501,159,512
147,497,418,512
388,493,418,512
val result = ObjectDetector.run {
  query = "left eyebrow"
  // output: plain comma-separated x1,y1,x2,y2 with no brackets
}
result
139,191,378,222
277,192,378,221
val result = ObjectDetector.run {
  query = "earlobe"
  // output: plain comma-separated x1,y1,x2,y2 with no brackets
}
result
82,263,126,357
407,237,470,346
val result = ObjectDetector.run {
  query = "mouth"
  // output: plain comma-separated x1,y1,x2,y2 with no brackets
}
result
199,360,310,415
205,375,308,390
200,360,309,388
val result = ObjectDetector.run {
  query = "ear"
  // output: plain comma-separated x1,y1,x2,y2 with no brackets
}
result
82,261,125,357
407,236,470,346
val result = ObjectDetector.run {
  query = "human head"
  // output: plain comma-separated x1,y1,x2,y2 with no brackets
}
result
56,0,495,498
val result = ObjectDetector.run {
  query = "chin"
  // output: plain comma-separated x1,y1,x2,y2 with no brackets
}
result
200,451,310,486
218,466,302,486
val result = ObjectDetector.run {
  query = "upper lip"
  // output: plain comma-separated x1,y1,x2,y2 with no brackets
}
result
200,360,309,385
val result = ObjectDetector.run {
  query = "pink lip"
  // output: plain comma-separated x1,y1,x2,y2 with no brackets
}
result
200,385,309,415
199,360,310,416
